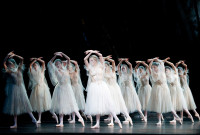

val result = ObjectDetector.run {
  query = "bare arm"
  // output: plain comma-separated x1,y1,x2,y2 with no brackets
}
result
9,53,24,71
84,51,93,69
134,61,142,73
3,51,13,71
141,61,149,75
165,61,177,74
162,57,170,63
37,58,45,73
105,57,116,72
175,61,182,68
29,59,37,72
117,59,124,76
181,61,188,75
93,50,104,65
124,59,133,74
70,60,79,73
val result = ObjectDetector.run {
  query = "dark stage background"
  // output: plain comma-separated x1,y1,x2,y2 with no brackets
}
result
0,0,200,126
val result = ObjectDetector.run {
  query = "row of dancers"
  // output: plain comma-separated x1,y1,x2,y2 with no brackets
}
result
2,50,199,129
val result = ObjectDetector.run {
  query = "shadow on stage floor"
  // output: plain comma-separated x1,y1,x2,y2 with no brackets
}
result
0,113,200,135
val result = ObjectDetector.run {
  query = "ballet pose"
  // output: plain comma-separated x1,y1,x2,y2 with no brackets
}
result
176,60,200,120
147,57,182,125
103,55,133,126
47,52,85,127
134,61,152,121
164,59,193,123
68,60,92,123
3,51,37,128
84,50,122,129
117,58,146,122
28,57,58,124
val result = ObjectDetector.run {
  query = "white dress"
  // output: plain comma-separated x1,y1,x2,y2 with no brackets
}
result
147,60,173,113
70,72,85,111
48,62,79,115
3,66,33,115
137,75,152,111
166,73,177,110
118,73,141,113
104,71,128,115
85,63,116,116
28,68,52,113
179,75,197,110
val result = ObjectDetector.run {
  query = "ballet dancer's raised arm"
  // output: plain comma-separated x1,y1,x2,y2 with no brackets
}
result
124,58,133,74
104,55,116,72
9,52,24,72
70,60,79,73
3,51,14,71
165,60,177,74
181,61,188,75
117,58,124,76
37,57,45,73
84,50,93,69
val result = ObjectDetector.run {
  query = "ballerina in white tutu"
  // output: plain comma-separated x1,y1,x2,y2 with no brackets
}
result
28,57,58,124
103,55,133,126
117,58,146,122
176,60,200,120
164,58,193,123
3,51,37,128
84,50,122,129
47,52,85,127
134,61,152,121
147,57,182,125
68,60,92,124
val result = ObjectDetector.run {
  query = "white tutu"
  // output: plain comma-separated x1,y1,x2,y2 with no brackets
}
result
104,72,128,115
3,71,32,115
180,76,197,110
138,84,152,111
168,83,177,110
85,80,116,116
30,83,52,112
119,74,141,113
176,86,188,111
71,83,85,111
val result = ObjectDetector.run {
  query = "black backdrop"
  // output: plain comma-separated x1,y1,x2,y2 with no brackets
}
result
0,1,200,126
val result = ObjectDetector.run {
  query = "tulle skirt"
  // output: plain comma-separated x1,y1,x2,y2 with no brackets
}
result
107,83,128,114
85,80,116,116
168,84,177,110
183,85,197,110
71,83,85,111
30,83,52,112
3,83,32,115
138,84,152,110
51,83,79,115
121,84,141,113
147,83,173,113
176,86,188,111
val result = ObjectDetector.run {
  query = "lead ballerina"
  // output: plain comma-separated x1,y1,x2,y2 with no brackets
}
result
147,57,182,125
28,57,58,124
84,50,122,129
3,51,37,128
47,52,85,127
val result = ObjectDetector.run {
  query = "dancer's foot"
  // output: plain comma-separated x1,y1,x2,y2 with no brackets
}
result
52,115,59,124
104,117,111,121
114,120,118,124
156,121,161,126
37,120,41,124
10,124,17,129
117,120,122,129
188,115,194,123
127,117,133,125
107,122,114,126
78,118,85,127
170,119,176,123
175,117,182,125
68,117,72,121
195,113,200,121
161,115,164,121
69,120,75,124
91,124,100,129
32,119,38,127
122,120,129,124
56,123,64,127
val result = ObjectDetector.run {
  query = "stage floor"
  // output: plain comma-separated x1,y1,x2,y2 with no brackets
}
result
0,115,200,134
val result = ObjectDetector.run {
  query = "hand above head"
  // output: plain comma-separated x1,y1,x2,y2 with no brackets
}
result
30,58,37,61
54,52,63,57
37,57,43,60
8,51,14,56
106,55,112,59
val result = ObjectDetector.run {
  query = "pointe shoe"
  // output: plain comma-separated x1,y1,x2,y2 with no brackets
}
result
122,120,129,124
69,120,75,124
188,115,194,123
195,114,200,121
91,124,100,129
107,122,114,126
52,115,59,124
32,119,38,127
170,119,176,123
10,125,17,128
104,118,111,121
117,121,122,129
156,121,161,126
78,118,85,127
68,117,72,121
175,118,182,125
37,120,41,124
56,124,64,127
127,117,133,125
